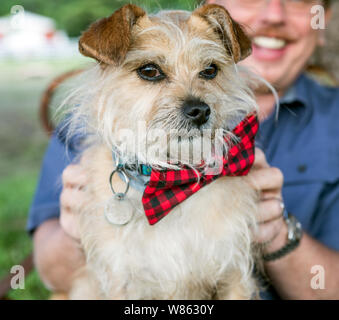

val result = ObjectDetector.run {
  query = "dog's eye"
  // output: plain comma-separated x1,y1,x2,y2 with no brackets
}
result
137,64,165,82
199,64,218,80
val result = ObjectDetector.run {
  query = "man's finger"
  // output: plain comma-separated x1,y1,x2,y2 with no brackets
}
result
254,217,284,244
62,164,87,188
247,167,284,191
60,209,81,240
60,188,86,212
257,198,284,224
253,148,269,169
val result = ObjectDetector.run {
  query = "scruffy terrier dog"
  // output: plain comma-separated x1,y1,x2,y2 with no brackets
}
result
65,4,261,300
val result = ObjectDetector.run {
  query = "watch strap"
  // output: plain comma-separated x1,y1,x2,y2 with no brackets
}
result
262,213,303,262
262,236,301,261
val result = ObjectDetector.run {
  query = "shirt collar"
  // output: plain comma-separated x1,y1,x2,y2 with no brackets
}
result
279,84,298,105
280,73,308,107
267,73,311,124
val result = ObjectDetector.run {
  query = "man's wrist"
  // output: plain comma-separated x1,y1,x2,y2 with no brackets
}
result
263,218,288,255
263,213,303,262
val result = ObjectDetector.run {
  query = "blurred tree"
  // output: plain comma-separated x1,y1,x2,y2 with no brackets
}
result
0,0,199,37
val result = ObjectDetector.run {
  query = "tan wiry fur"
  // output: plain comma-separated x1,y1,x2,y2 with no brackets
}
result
63,5,261,300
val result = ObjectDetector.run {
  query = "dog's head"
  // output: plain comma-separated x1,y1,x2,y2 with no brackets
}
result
76,4,257,168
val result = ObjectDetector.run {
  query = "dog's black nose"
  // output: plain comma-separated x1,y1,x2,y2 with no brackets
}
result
183,99,211,126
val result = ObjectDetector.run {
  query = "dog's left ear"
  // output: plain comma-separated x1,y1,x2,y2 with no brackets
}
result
193,4,251,63
79,4,146,65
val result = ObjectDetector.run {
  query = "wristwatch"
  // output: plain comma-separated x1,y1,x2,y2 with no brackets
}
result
262,213,303,262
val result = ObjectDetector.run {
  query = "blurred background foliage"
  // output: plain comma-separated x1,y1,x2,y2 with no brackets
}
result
0,0,199,37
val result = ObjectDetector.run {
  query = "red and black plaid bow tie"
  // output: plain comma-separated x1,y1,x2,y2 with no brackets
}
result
142,113,258,225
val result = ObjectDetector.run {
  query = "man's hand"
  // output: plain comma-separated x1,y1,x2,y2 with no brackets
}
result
34,161,88,293
246,148,288,254
60,163,88,239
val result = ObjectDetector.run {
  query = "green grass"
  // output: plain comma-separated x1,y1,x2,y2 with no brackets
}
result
0,172,50,300
0,56,89,299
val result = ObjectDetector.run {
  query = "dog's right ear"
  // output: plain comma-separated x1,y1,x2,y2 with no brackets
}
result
79,4,146,65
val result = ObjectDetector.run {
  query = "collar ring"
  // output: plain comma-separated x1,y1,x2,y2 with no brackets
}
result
109,167,130,200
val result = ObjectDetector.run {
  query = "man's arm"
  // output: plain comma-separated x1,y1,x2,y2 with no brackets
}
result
33,218,85,293
33,159,90,292
33,162,88,292
29,131,87,292
265,227,339,299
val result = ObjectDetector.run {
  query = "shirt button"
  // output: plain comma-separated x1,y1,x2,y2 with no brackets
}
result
297,165,307,173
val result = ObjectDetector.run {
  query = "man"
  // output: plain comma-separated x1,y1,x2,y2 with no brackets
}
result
29,0,339,298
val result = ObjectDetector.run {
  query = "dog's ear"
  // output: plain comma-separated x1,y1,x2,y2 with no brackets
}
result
79,4,146,65
193,4,251,63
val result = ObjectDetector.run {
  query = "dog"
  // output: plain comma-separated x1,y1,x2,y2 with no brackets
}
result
64,3,261,300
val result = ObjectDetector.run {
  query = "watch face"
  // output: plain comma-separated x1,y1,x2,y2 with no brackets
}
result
295,221,303,240
287,223,294,241
286,214,302,241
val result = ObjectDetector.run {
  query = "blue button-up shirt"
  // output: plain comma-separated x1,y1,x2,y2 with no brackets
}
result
27,73,339,296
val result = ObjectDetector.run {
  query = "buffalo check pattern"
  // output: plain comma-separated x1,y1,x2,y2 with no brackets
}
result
142,113,259,225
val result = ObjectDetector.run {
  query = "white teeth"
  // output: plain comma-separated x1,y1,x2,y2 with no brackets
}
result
253,36,286,49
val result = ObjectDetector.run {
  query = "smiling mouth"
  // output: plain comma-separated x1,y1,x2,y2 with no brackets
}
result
253,36,288,50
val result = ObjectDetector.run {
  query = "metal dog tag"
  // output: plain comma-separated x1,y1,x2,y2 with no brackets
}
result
104,166,134,225
104,195,134,226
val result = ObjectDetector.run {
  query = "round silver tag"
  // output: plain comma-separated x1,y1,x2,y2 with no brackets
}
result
104,196,134,226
